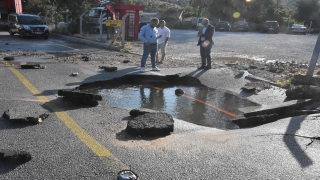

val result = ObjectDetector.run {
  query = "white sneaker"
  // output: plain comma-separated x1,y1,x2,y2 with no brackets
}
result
152,67,161,71
140,67,145,72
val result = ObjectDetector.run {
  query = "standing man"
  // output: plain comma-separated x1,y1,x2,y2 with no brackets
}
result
156,20,170,64
197,18,214,70
139,18,162,72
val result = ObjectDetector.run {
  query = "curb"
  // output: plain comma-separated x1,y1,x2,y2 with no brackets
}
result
50,33,120,51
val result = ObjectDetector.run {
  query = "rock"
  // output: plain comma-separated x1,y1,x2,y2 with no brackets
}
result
99,66,117,72
175,89,184,95
232,114,279,128
72,72,79,76
5,43,9,45
126,112,174,136
241,82,271,93
82,56,89,61
123,59,130,63
129,108,158,117
286,85,320,100
249,65,258,69
3,56,14,61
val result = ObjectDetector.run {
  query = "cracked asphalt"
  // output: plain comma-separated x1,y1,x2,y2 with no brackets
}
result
1,30,320,179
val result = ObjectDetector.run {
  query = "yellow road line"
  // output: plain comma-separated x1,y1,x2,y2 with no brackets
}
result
6,65,129,173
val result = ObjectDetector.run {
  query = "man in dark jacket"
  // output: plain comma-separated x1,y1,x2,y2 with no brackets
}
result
197,18,214,70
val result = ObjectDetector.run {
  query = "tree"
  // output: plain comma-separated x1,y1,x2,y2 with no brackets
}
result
190,0,211,17
294,0,320,26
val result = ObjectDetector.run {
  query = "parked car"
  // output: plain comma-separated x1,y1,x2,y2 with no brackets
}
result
233,21,249,32
215,21,231,31
287,24,307,35
261,21,279,33
196,17,204,31
8,13,49,39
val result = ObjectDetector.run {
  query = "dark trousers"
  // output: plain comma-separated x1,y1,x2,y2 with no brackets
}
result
200,43,212,67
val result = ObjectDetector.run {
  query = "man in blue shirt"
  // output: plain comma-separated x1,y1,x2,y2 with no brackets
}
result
139,18,162,72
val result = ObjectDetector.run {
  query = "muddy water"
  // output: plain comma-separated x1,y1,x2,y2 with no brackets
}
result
99,85,258,129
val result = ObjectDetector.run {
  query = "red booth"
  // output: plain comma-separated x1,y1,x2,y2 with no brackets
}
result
113,4,145,40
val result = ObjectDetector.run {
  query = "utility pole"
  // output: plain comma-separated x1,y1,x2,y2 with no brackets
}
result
306,32,320,81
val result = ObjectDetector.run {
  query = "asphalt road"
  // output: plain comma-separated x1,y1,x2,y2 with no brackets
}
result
1,30,320,179
134,30,319,63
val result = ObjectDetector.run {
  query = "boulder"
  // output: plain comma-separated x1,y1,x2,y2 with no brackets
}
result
127,112,174,136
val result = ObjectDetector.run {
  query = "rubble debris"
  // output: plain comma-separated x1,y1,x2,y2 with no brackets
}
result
292,74,320,86
3,56,14,61
286,85,320,100
241,82,271,93
58,90,102,106
232,114,279,128
82,56,89,61
71,72,79,76
99,66,117,72
21,64,46,69
126,112,174,136
0,149,31,164
175,89,184,95
129,108,159,117
2,110,50,124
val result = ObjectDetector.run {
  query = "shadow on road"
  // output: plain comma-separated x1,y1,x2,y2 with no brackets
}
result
283,115,313,168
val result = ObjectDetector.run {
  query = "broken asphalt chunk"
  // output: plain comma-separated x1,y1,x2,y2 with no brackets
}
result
82,56,89,61
99,66,117,72
58,90,102,101
58,90,102,106
129,108,159,117
126,112,174,136
123,59,130,63
241,99,313,118
2,110,50,124
3,56,14,61
21,64,41,69
232,114,279,128
286,85,320,100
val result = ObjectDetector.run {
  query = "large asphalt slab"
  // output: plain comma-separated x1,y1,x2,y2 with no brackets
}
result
1,31,320,179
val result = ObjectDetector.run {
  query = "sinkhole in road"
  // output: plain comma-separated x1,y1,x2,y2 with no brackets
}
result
79,75,259,129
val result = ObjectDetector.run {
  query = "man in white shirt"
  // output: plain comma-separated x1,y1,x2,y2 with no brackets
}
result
156,20,170,64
